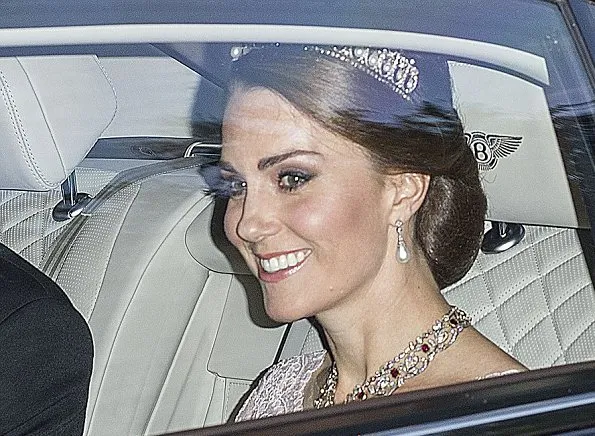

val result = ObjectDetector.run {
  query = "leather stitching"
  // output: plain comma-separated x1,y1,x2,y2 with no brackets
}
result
16,57,67,179
0,191,57,232
442,225,593,367
0,67,52,188
563,319,595,355
510,282,591,352
0,191,21,208
530,241,565,360
452,231,582,323
477,255,513,352
511,312,552,352
473,253,586,348
481,251,584,320
93,56,118,136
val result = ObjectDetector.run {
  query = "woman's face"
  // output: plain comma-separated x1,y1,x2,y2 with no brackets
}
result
221,87,397,322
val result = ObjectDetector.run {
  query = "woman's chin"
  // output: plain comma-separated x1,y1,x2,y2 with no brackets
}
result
263,298,314,324
264,306,303,324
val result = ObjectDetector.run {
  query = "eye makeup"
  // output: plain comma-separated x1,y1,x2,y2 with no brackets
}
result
200,163,246,198
277,168,315,193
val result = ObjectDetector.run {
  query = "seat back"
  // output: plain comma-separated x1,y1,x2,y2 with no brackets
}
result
0,54,285,434
443,224,595,368
71,163,286,434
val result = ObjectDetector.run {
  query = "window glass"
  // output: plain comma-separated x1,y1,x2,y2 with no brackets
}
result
1,1,594,434
569,0,595,64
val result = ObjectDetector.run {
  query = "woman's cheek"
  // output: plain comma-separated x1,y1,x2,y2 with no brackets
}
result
287,191,347,237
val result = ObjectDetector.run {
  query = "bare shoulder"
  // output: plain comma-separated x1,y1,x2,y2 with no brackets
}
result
454,328,527,381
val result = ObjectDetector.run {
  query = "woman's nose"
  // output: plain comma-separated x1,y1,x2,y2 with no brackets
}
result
235,190,280,244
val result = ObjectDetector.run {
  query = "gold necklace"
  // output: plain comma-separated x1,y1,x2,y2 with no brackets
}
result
314,306,471,408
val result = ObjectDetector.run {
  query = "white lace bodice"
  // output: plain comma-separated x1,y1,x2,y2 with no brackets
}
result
235,350,522,422
235,351,327,421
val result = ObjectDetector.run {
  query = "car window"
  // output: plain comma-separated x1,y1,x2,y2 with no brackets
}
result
0,1,593,434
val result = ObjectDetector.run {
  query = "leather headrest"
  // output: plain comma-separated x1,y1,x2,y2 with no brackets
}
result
449,61,579,228
0,55,116,191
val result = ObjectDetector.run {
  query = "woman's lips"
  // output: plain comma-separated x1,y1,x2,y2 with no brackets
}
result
255,249,311,283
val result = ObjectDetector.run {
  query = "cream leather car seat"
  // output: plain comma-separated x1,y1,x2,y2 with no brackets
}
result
0,55,285,435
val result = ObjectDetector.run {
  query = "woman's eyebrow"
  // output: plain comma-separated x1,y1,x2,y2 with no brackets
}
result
217,161,237,173
257,150,322,170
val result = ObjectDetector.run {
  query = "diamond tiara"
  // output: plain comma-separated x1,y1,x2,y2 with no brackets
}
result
230,44,419,101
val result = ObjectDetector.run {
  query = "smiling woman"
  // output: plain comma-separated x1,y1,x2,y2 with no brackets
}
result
222,86,398,322
208,43,526,419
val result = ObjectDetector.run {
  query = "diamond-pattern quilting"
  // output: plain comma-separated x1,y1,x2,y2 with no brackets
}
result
20,228,62,267
564,322,595,363
442,273,491,320
55,184,139,319
0,191,21,208
443,225,594,369
551,232,582,263
553,352,566,366
532,229,579,272
499,280,551,347
552,285,595,349
0,191,54,232
481,248,541,307
0,167,117,267
474,310,512,353
0,191,67,265
542,255,590,309
513,315,562,368
23,223,66,259
10,207,65,260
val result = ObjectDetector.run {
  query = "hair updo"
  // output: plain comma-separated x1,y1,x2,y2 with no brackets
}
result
228,45,487,289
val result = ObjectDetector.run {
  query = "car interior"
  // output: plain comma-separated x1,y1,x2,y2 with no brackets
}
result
0,34,594,436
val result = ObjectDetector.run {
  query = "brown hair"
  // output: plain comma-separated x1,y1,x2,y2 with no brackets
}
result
229,45,486,288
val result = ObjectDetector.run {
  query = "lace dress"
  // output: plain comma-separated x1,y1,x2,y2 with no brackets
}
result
235,350,521,421
235,351,327,421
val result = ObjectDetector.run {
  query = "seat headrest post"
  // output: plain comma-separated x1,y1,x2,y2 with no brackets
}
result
52,172,91,222
481,221,525,254
61,171,78,209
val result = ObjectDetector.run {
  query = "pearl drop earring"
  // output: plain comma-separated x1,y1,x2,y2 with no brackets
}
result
396,220,410,264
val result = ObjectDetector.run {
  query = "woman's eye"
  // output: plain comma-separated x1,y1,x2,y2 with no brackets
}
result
227,179,247,198
278,171,312,192
200,164,248,198
200,165,246,199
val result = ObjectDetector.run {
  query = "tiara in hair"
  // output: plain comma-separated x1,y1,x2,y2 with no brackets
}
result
230,44,419,101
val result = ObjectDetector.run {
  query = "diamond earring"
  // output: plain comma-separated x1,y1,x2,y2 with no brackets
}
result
396,220,410,264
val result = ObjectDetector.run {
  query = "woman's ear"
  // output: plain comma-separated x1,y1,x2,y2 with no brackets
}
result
385,173,430,224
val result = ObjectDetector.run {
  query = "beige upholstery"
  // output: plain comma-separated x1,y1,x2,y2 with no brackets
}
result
0,56,116,191
443,225,595,368
1,161,284,435
73,164,285,434
0,54,284,434
0,167,117,265
449,61,580,227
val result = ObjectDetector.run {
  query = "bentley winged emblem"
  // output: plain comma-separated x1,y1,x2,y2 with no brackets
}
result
464,131,522,171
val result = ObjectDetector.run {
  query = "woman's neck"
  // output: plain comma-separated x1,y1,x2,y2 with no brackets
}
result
315,254,452,401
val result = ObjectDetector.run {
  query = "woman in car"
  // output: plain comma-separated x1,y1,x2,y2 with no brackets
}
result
214,44,525,419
